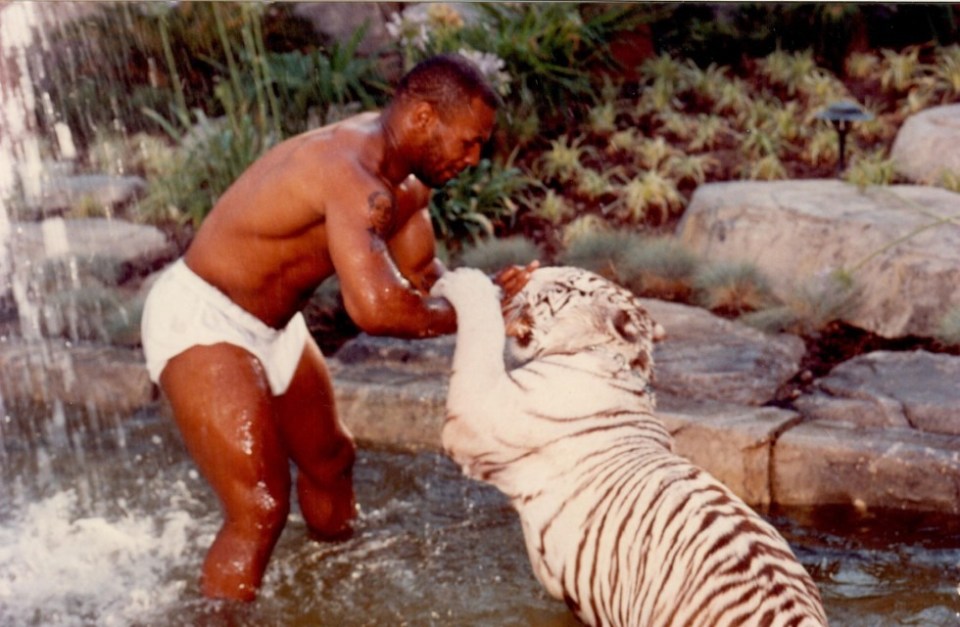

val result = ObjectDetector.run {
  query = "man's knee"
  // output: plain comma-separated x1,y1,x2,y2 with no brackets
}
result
325,433,357,482
230,482,292,536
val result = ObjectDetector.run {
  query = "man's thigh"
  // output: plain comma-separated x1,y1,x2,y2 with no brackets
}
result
274,338,354,480
161,343,292,503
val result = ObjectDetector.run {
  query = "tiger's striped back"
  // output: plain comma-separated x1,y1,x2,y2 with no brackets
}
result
525,416,826,626
432,266,827,627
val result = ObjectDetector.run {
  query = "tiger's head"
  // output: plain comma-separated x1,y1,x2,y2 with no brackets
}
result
503,266,664,380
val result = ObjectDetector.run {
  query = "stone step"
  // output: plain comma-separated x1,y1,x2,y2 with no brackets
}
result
327,325,960,515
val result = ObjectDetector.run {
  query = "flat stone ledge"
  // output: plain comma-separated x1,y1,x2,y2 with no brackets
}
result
795,350,960,435
329,356,449,451
10,218,175,269
0,339,155,415
658,395,801,507
327,335,960,514
773,420,960,514
19,173,146,219
642,298,805,406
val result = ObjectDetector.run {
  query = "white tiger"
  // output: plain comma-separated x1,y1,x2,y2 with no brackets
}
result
431,266,827,627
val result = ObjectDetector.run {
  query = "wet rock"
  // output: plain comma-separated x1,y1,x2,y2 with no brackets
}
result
659,396,801,507
0,339,154,416
772,420,960,514
891,103,960,185
19,174,146,220
333,334,454,373
641,298,805,406
328,336,453,450
6,219,172,346
677,180,960,338
9,218,175,276
795,350,960,435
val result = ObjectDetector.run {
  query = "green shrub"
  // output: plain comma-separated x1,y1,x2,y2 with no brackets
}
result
261,28,389,135
137,110,272,226
429,157,531,251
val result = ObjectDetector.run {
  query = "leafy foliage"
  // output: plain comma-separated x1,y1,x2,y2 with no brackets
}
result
429,157,532,251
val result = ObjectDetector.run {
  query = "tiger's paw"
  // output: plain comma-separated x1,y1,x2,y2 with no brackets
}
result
431,268,502,310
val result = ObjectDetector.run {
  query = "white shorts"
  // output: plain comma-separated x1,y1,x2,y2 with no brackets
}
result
141,260,309,396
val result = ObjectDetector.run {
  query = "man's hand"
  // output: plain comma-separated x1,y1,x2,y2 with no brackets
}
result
493,260,540,305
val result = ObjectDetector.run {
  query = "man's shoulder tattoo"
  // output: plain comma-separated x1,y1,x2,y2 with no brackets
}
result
367,191,397,239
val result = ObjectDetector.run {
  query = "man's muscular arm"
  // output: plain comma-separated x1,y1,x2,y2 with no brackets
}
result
388,207,446,295
326,175,456,338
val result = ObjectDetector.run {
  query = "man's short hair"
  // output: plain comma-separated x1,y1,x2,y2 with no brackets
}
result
394,54,501,119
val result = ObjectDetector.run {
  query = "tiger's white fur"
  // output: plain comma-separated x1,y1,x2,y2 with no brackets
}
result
431,266,827,627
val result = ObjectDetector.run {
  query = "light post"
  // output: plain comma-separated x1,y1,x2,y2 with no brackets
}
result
815,100,874,174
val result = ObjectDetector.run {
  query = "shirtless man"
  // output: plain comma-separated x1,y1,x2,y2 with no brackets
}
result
141,54,534,601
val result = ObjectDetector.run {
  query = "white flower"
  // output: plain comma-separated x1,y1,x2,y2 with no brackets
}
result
458,48,511,96
386,11,429,52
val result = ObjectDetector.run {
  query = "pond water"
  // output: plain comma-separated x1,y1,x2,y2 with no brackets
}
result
1,407,959,626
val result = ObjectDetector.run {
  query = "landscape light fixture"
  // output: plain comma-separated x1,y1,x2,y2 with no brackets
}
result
815,100,874,174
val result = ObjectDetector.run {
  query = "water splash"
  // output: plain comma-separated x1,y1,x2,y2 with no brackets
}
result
0,480,213,627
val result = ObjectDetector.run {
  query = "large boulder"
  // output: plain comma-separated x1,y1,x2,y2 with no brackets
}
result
891,104,960,185
677,180,960,338
292,3,394,56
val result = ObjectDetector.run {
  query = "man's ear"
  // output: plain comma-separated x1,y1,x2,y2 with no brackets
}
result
411,101,438,131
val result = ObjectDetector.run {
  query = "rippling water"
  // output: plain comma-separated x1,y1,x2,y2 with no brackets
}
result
0,408,958,626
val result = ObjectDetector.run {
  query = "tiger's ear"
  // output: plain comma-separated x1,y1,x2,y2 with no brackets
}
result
612,309,639,342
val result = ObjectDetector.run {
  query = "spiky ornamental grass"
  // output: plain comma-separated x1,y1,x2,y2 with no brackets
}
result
740,269,863,336
843,150,897,189
879,47,929,94
575,167,619,200
803,126,841,167
614,172,683,224
456,236,541,274
538,135,594,184
560,232,699,301
559,214,614,249
535,189,576,225
618,237,700,301
934,45,960,98
693,262,778,316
